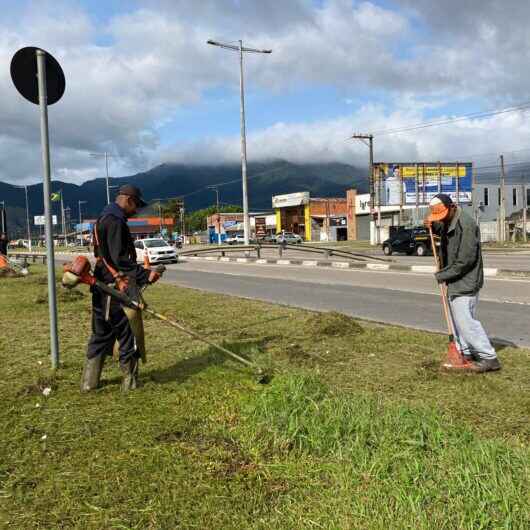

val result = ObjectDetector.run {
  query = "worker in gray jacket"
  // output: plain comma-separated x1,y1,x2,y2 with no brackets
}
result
426,194,501,373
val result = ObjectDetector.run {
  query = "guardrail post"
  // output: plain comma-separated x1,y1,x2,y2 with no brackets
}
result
257,246,261,259
325,249,330,260
221,250,225,257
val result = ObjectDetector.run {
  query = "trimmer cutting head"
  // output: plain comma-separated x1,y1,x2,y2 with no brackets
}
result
256,370,273,385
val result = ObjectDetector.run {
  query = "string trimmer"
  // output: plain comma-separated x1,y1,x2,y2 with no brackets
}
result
62,256,271,383
428,226,471,370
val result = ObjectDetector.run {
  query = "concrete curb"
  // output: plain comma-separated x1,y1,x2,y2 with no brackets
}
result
177,254,530,279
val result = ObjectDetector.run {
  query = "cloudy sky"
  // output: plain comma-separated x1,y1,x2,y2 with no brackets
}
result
2,0,530,185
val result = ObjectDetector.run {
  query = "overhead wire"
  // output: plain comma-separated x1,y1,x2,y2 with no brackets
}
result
370,101,530,137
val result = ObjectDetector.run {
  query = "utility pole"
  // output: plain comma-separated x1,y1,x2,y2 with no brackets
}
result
158,202,163,235
522,174,527,243
181,207,185,244
207,39,272,246
207,185,222,245
0,200,5,233
65,207,71,243
78,200,87,246
351,134,379,243
499,155,506,242
60,189,66,245
90,152,117,205
24,186,32,251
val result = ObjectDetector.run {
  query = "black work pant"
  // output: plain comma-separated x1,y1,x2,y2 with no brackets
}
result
87,288,138,366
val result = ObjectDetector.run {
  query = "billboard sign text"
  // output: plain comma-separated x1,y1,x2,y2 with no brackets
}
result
373,162,472,206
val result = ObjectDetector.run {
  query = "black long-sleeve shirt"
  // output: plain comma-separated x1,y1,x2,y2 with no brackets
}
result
93,203,150,287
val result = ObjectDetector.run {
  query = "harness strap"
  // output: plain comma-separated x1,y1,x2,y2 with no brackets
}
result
93,220,119,279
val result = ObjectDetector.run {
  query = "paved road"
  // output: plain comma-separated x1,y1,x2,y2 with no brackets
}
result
160,260,530,348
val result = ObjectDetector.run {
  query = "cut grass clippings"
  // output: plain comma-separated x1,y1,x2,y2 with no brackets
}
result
0,267,528,529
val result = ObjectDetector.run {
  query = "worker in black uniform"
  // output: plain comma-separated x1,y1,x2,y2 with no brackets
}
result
81,185,161,392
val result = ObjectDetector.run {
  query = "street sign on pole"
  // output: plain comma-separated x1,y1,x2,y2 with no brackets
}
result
34,215,58,226
11,46,66,370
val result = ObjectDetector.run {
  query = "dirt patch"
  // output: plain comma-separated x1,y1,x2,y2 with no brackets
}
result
155,430,256,476
307,312,363,338
35,289,85,304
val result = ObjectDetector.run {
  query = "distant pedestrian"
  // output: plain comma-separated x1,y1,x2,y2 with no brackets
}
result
426,194,501,373
0,233,8,256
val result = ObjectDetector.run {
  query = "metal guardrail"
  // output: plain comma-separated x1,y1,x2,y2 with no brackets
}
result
178,243,390,263
7,252,47,264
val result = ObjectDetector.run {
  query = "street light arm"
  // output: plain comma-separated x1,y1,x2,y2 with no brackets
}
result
207,39,272,54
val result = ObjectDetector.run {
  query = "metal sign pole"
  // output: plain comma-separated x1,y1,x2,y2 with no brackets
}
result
36,49,60,369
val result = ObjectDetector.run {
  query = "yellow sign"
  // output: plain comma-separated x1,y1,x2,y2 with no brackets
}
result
401,165,466,178
375,164,467,180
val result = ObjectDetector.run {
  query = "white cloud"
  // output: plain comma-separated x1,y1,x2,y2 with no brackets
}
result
160,99,530,171
1,0,530,186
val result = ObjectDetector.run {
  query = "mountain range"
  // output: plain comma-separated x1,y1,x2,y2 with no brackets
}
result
0,160,366,235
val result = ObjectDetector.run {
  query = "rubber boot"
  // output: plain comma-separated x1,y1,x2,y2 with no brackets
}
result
121,357,139,393
80,355,105,392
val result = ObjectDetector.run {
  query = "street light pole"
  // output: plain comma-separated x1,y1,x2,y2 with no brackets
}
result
60,189,66,245
78,200,87,246
24,186,32,251
207,38,271,246
90,152,116,205
0,200,5,233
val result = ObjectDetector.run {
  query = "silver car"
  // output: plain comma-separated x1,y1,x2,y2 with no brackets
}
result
276,232,303,244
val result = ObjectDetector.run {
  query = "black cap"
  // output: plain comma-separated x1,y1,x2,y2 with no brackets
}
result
432,193,454,208
117,184,147,208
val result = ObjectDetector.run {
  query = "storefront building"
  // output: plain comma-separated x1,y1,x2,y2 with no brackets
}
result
272,190,359,242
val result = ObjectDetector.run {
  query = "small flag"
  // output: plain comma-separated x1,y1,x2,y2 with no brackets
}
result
50,192,61,202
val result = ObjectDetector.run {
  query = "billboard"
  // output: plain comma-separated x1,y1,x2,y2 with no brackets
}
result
272,191,310,209
373,163,472,206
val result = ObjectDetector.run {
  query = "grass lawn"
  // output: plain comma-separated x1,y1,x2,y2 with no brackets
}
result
0,267,528,529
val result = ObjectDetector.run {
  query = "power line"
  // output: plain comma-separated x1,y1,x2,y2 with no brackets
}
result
371,101,530,137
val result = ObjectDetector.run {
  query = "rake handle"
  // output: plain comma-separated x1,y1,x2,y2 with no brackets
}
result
428,225,455,339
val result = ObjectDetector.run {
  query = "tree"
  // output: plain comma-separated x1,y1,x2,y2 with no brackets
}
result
185,204,242,233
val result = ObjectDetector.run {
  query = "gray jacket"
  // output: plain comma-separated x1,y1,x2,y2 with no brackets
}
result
435,207,483,297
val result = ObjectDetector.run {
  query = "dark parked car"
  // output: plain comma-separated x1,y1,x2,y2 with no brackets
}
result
382,227,433,256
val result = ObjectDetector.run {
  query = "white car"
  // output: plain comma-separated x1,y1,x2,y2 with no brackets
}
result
134,238,178,263
226,234,245,245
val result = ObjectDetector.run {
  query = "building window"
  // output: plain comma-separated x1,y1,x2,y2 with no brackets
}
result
484,188,489,206
513,188,517,207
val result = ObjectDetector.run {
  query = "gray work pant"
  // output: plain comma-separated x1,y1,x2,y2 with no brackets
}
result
449,295,497,360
